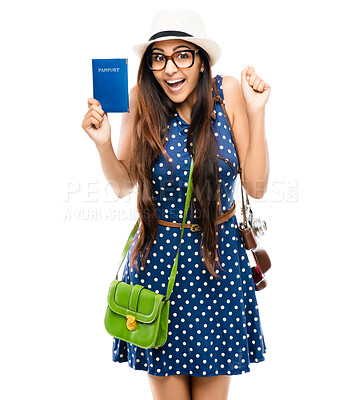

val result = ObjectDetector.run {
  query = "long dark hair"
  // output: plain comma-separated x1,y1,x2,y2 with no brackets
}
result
128,44,224,279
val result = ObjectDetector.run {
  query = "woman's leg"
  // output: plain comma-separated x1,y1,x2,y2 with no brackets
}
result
147,374,192,400
190,375,232,400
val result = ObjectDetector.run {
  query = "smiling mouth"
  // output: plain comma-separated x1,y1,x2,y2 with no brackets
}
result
165,78,186,92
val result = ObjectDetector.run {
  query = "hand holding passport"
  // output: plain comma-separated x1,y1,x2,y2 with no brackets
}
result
82,98,112,147
82,58,130,148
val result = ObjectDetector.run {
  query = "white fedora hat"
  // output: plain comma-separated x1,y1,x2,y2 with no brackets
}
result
133,9,222,66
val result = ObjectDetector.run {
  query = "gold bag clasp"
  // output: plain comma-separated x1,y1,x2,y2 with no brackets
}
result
126,314,136,331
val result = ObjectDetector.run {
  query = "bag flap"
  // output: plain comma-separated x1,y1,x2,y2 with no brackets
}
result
107,280,166,324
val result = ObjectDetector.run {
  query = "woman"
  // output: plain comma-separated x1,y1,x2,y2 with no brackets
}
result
82,9,271,400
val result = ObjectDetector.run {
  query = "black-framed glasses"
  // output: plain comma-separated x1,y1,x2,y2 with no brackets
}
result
146,49,199,71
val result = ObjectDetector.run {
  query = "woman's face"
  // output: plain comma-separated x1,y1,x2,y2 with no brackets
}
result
150,39,203,104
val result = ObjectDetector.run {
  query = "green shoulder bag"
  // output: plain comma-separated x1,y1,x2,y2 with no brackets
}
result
104,156,195,349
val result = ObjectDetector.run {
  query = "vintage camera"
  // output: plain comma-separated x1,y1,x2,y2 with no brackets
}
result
239,204,267,238
239,204,271,291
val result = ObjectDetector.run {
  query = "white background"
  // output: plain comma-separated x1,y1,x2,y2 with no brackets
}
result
1,0,360,399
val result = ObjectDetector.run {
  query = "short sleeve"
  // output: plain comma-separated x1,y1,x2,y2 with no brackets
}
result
212,74,224,100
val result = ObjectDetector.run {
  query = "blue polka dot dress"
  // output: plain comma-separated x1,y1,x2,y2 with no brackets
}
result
112,75,267,377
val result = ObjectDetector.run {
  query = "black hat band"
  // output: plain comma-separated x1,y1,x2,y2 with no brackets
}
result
149,30,193,41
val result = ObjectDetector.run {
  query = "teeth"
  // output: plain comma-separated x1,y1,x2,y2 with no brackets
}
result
166,79,184,84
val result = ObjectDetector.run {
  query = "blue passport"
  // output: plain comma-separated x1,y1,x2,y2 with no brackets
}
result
92,58,129,113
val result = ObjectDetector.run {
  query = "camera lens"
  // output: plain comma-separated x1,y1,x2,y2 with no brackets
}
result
253,218,267,238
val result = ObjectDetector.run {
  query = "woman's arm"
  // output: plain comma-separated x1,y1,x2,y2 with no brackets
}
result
222,73,270,199
96,86,138,199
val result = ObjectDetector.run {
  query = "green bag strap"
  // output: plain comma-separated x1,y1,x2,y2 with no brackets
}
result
115,156,195,302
